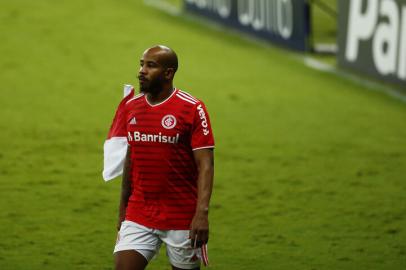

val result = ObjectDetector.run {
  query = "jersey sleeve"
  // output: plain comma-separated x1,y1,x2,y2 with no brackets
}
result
191,101,215,151
106,98,129,139
103,86,134,181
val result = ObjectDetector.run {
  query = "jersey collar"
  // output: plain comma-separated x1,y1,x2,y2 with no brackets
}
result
145,88,178,107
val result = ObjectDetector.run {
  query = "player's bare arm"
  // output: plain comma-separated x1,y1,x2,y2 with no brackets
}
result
117,146,132,230
190,148,214,248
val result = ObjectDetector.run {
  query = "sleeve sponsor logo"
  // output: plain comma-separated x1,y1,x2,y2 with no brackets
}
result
197,104,210,136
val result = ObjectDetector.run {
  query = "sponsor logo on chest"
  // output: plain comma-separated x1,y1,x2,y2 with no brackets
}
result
127,114,179,144
128,131,179,144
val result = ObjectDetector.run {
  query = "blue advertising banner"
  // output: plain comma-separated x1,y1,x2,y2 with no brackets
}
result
184,0,311,51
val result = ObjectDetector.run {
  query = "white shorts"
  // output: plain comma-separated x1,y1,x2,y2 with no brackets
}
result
114,220,208,269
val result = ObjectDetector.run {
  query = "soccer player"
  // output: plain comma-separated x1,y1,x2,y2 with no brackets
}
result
110,45,215,270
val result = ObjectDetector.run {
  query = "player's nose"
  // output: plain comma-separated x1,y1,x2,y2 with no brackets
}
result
139,65,147,75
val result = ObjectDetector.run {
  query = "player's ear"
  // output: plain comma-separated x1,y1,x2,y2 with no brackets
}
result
165,68,175,80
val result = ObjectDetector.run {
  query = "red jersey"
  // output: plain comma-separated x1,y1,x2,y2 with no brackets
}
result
117,88,215,230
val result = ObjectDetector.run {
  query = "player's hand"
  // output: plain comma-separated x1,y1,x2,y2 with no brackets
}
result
189,211,209,248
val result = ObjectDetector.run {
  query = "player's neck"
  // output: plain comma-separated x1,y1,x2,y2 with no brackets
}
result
146,85,174,105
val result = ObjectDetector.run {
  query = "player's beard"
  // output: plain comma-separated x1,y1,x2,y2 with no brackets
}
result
140,77,164,95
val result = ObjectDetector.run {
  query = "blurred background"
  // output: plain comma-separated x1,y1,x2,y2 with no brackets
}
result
0,0,405,269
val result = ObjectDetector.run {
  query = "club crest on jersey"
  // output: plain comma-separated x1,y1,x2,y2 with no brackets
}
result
161,114,176,129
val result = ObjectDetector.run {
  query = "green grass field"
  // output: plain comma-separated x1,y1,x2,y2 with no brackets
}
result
1,0,406,269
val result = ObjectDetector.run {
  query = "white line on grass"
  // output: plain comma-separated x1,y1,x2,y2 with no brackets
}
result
143,0,181,16
144,0,406,104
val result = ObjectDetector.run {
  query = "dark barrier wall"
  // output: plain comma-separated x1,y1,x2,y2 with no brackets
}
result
338,0,406,85
184,0,311,51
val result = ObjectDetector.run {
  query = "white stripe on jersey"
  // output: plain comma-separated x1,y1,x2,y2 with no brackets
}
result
178,90,198,102
192,145,215,151
126,93,145,104
176,93,197,104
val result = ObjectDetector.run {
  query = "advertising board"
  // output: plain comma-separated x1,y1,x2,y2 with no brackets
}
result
184,0,311,51
338,0,406,85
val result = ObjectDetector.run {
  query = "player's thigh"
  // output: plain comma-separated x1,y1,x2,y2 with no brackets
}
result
114,221,161,268
115,250,148,270
171,265,200,270
162,230,201,270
